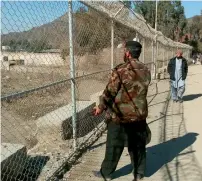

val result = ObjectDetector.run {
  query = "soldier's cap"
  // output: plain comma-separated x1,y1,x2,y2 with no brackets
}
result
125,41,142,50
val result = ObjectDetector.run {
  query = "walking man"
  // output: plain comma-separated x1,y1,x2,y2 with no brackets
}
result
167,49,188,103
93,41,151,181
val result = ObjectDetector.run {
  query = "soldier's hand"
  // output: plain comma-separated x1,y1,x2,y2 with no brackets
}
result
93,106,102,116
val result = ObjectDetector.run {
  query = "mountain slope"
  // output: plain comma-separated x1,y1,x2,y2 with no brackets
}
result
1,10,137,54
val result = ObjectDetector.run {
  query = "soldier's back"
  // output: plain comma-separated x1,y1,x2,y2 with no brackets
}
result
112,59,151,122
116,60,151,87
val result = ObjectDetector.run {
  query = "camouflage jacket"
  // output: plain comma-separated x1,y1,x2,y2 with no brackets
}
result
98,59,151,123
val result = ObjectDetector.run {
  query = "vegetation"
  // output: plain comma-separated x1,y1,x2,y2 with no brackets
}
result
1,1,201,55
129,1,201,52
186,15,202,53
61,49,69,61
2,39,52,53
133,1,187,41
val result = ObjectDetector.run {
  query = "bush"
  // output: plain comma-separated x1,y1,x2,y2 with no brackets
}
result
61,49,69,61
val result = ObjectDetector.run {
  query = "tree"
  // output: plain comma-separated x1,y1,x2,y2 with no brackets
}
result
189,40,198,53
26,39,51,53
8,39,17,51
76,7,87,14
76,24,92,47
135,1,156,28
186,15,202,52
134,0,187,41
123,1,133,8
191,16,202,40
184,35,189,43
172,1,187,40
61,49,69,61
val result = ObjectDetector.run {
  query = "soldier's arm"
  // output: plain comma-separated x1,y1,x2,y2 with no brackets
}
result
98,70,121,111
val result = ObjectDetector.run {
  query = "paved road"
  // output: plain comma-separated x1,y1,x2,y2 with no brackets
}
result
183,64,202,169
64,65,202,181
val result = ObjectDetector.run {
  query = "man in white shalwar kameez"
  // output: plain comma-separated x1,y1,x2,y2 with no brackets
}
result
168,50,188,103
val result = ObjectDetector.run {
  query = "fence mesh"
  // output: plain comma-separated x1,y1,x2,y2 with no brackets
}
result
1,1,192,181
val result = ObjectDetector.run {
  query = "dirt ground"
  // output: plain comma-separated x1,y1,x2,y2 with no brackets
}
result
0,54,167,180
1,63,109,95
0,59,170,181
1,64,109,150
0,49,164,147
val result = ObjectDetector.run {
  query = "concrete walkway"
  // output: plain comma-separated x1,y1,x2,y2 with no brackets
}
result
64,65,202,181
183,65,202,169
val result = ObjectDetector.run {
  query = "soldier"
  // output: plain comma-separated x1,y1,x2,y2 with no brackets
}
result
93,41,151,181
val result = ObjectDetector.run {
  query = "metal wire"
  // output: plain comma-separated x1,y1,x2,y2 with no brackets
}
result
1,1,192,180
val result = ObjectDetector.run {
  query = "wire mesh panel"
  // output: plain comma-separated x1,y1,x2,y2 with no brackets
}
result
1,1,75,180
144,38,153,74
114,22,137,66
157,42,165,69
167,46,172,60
1,0,193,181
71,3,112,73
70,1,111,150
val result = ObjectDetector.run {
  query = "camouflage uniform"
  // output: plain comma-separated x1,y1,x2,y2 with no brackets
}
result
99,58,151,180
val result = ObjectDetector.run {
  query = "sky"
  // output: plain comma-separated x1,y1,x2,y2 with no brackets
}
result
1,1,82,34
181,1,202,18
1,1,202,34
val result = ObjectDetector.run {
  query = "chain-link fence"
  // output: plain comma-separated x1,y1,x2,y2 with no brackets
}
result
1,1,192,180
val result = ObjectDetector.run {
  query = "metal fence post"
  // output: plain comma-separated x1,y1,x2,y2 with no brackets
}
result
8,59,10,71
172,48,174,57
142,38,145,63
167,46,169,65
156,41,158,70
68,0,77,151
152,40,156,79
111,20,114,70
163,44,165,67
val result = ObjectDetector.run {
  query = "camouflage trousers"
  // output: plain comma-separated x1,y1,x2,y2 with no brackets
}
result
101,120,147,179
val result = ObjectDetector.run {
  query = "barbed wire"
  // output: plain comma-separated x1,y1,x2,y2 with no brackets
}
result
1,1,192,181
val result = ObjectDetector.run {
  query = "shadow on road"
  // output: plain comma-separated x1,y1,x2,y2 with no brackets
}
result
183,94,202,101
89,141,106,150
145,132,198,177
112,133,198,179
20,155,50,181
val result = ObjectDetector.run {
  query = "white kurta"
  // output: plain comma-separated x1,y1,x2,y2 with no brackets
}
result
172,58,185,89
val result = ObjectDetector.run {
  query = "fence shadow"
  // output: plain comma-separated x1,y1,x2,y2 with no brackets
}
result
21,155,49,181
88,141,106,151
2,155,50,181
183,94,202,101
112,133,198,179
145,132,198,177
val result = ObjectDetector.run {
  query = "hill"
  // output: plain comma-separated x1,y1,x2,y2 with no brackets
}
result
1,10,135,55
186,15,202,52
1,13,69,51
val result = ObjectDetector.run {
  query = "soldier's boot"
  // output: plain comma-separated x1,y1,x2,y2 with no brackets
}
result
133,173,144,181
93,170,112,181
